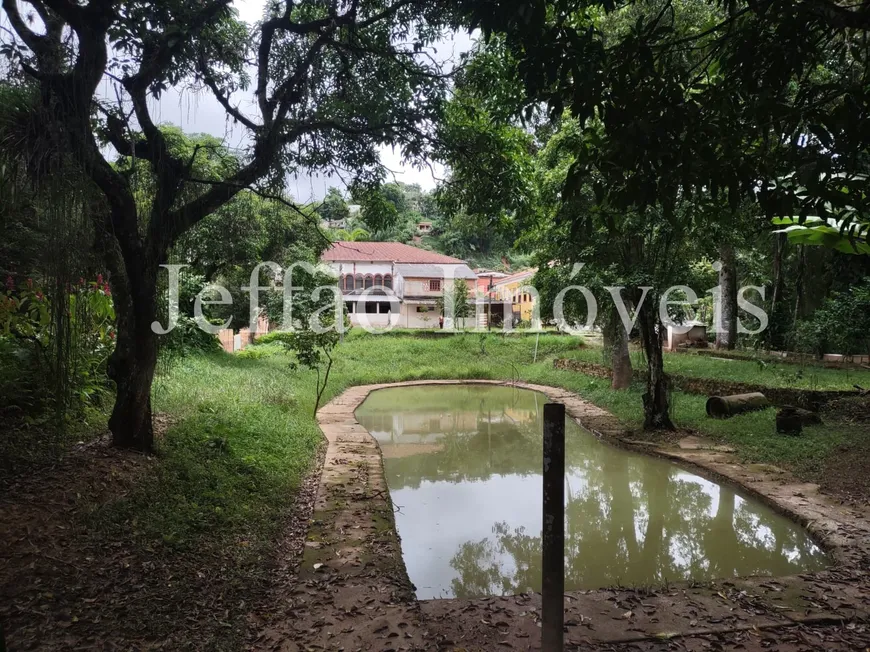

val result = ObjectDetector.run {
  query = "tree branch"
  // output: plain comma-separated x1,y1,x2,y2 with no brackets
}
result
125,0,233,93
180,176,333,247
2,0,51,56
198,65,260,131
799,0,870,30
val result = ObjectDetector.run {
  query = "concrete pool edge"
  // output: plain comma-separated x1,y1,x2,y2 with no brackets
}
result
264,379,870,650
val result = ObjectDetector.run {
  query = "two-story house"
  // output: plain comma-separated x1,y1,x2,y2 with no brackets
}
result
321,241,477,328
492,268,538,324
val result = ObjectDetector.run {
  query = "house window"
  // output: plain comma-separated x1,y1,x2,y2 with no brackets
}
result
374,274,383,287
416,306,430,313
354,274,364,290
343,275,353,292
383,274,392,290
365,275,374,289
429,279,441,291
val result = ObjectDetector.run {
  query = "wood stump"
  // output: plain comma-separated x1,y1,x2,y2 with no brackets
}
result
776,406,822,435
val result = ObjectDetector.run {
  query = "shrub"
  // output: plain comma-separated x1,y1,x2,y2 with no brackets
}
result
795,277,870,358
160,316,221,357
1,275,115,414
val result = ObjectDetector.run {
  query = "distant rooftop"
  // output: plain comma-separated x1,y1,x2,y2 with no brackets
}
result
474,268,508,277
322,241,466,264
493,267,538,286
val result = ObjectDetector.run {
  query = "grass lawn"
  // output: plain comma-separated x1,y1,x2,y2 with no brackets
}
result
561,345,870,391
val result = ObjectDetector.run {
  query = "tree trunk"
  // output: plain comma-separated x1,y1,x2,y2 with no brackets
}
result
792,245,806,339
637,299,674,430
716,243,737,350
106,249,159,452
603,307,632,390
768,233,785,348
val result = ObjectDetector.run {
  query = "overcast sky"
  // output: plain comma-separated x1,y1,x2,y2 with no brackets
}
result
0,0,476,202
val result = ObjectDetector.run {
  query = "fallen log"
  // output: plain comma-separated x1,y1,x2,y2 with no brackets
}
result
706,392,771,419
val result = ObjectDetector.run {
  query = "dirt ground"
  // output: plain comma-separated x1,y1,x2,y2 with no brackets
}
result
2,386,870,650
0,424,324,651
818,397,870,501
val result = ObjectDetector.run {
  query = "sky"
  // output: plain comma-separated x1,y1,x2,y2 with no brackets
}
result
0,0,476,202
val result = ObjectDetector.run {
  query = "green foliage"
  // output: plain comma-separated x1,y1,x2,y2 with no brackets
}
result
317,187,351,225
172,186,327,328
1,276,115,410
773,215,870,256
160,316,221,358
436,278,474,323
562,345,870,391
258,329,339,371
235,341,286,360
5,0,457,449
0,275,116,471
333,227,371,242
794,278,870,357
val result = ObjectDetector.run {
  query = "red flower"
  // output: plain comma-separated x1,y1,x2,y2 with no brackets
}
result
96,273,103,285
5,276,13,291
35,291,44,301
79,277,85,287
108,331,115,340
103,283,111,296
26,278,33,289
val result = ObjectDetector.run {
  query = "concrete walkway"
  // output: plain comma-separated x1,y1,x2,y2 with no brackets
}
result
254,380,870,651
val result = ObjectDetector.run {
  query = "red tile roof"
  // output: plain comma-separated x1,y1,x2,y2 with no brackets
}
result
493,267,538,286
322,241,466,264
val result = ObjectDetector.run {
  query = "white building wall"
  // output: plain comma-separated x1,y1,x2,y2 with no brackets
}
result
402,278,445,297
327,261,394,277
400,303,439,328
326,259,477,329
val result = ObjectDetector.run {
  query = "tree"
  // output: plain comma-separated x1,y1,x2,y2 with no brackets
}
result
3,0,450,451
445,0,869,426
333,227,371,242
318,187,350,226
437,278,473,328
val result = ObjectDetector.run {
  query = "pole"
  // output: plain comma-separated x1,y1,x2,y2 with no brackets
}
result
534,331,540,363
487,278,493,332
542,403,565,651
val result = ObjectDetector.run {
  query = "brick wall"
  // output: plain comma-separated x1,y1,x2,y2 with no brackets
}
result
217,316,272,353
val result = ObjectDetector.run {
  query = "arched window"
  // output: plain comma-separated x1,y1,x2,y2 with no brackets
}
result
364,275,374,289
343,275,353,292
383,274,392,290
374,274,383,287
355,274,364,290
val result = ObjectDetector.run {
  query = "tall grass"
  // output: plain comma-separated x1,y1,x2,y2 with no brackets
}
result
561,345,870,390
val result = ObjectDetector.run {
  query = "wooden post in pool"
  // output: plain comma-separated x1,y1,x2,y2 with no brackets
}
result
542,402,565,651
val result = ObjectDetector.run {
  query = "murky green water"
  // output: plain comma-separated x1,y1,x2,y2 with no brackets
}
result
356,385,829,600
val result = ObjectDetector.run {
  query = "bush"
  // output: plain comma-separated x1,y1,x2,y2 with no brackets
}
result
160,316,221,357
236,342,286,359
1,275,115,414
795,277,870,358
0,335,45,417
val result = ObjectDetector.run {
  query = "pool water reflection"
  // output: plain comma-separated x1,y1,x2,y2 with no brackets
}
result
356,385,829,600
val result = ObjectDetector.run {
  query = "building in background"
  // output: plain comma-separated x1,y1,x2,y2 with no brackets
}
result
321,242,477,328
492,268,538,323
